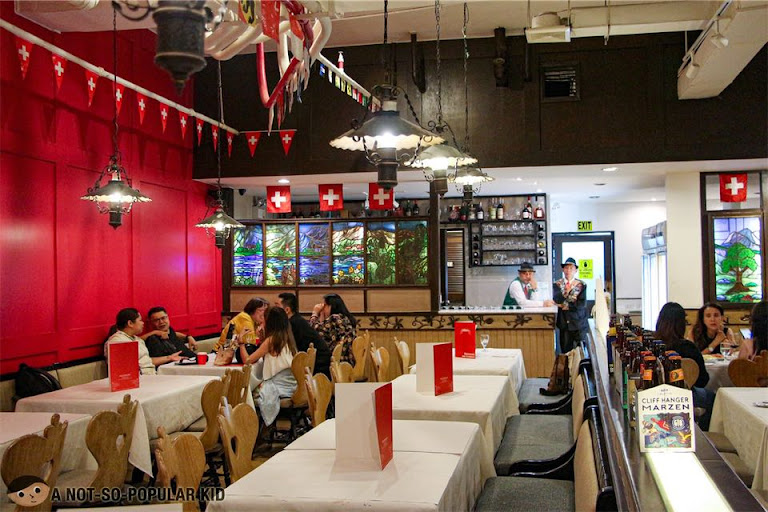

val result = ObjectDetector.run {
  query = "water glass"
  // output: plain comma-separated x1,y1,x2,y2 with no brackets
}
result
480,334,490,351
720,342,734,360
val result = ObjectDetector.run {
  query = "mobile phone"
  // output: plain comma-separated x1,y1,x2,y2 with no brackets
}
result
740,327,752,339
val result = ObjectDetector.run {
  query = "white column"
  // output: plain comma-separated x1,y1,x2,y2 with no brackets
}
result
665,172,703,307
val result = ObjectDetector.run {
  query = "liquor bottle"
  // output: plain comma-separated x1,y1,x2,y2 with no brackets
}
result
412,201,420,216
449,206,459,222
459,203,468,222
404,200,412,217
534,199,545,219
489,198,497,220
522,197,532,220
496,198,504,220
476,202,484,221
468,204,476,221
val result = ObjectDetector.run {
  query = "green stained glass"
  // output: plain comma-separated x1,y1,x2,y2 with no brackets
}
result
332,222,364,283
367,221,396,285
713,216,762,303
397,221,428,285
266,224,296,285
233,225,263,286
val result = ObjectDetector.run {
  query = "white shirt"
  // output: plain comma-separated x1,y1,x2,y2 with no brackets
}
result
509,279,546,307
105,330,156,375
263,344,294,380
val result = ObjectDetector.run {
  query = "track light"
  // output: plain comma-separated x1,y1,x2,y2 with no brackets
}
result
685,60,700,79
710,18,729,49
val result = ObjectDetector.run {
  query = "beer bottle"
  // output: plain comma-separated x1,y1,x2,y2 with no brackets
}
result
641,355,657,390
667,356,686,388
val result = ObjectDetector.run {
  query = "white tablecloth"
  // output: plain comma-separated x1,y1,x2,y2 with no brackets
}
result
704,359,734,392
15,375,212,477
207,450,467,512
410,348,526,412
157,359,262,391
390,374,516,456
710,387,768,492
0,413,93,502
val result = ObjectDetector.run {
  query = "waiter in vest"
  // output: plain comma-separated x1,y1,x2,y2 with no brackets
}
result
553,257,588,353
503,262,556,307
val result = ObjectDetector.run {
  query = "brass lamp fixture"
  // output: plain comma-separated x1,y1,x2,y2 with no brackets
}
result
329,1,444,189
81,10,150,228
196,61,244,248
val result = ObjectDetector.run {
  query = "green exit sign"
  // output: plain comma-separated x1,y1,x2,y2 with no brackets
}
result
578,221,593,231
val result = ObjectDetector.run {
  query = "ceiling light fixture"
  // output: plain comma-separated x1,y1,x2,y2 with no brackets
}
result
685,55,700,79
81,9,150,228
329,1,443,190
195,61,244,248
602,167,618,172
710,17,729,48
278,178,290,184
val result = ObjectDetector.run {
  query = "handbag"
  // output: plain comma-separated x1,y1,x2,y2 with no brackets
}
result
214,344,235,366
540,354,570,396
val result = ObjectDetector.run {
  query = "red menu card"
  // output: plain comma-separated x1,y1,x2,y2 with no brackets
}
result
454,321,476,358
373,382,393,469
433,343,454,395
108,341,140,392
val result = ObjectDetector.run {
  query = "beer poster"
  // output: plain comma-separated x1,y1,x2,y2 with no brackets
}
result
637,384,695,452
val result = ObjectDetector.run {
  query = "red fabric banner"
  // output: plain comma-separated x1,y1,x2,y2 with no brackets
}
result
179,111,188,139
318,184,343,211
15,37,32,79
196,118,204,145
368,183,394,210
261,0,281,41
211,125,219,151
51,54,66,91
227,132,234,157
159,103,169,133
279,129,295,155
267,185,291,213
85,69,99,107
245,131,261,157
719,173,748,202
136,92,147,125
114,83,125,116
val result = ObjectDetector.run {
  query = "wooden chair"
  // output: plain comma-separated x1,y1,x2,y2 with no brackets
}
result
224,364,252,407
271,351,312,442
395,338,411,374
304,367,333,427
307,343,317,374
370,344,391,383
331,343,343,366
728,350,768,387
1,413,68,512
681,358,700,389
330,360,354,385
155,427,206,512
56,395,138,504
351,332,370,382
217,398,260,483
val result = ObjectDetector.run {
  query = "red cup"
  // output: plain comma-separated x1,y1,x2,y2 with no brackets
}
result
197,352,208,365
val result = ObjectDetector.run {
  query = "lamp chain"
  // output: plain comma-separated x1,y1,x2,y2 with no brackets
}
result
382,0,389,84
463,1,469,153
111,8,120,165
216,60,224,204
434,0,442,126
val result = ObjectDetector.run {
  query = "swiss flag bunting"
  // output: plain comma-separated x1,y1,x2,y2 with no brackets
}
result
369,183,394,210
85,70,99,106
719,173,748,202
319,184,343,211
179,111,188,139
267,185,291,213
114,83,125,116
227,132,234,157
245,131,261,157
196,118,204,145
261,0,281,41
136,92,147,125
159,103,169,133
15,37,32,79
51,54,66,91
211,125,219,151
279,129,296,155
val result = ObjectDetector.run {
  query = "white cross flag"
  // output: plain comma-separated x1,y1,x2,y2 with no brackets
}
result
319,184,343,211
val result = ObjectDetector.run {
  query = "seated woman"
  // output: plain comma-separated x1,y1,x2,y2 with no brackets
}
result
240,306,297,426
214,297,269,363
739,300,768,360
310,293,358,366
689,302,736,354
656,302,714,430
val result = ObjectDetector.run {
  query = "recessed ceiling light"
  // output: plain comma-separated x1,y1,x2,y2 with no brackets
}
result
536,188,543,193
589,195,600,199
278,178,290,184
533,181,538,185
515,177,523,181
602,167,618,172
594,183,606,186
651,197,657,202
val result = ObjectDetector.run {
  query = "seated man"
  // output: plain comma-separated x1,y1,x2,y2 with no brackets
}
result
143,306,198,364
104,308,156,375
277,292,331,378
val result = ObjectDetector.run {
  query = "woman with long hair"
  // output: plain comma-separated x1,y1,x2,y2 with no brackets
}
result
739,301,768,360
310,293,358,365
689,302,736,354
655,302,714,430
241,306,298,425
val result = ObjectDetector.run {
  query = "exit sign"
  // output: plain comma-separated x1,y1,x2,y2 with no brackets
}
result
578,221,593,231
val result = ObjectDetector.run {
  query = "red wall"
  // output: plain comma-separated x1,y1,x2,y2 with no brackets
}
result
0,4,222,374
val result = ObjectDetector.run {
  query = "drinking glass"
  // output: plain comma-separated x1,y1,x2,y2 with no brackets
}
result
480,334,490,352
720,342,734,360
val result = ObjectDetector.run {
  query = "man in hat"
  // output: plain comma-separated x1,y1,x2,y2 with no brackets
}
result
503,262,556,308
553,257,588,353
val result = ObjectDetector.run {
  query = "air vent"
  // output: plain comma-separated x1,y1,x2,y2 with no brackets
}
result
541,64,579,102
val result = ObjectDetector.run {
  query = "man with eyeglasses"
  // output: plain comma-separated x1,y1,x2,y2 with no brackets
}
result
143,306,198,365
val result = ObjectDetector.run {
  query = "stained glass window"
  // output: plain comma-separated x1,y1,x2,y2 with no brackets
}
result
367,221,396,285
299,223,330,285
713,216,762,303
332,222,365,284
265,224,296,286
397,221,428,285
232,225,263,286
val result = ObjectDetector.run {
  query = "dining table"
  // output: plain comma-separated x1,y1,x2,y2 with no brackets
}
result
14,375,213,477
390,374,516,456
0,412,93,502
157,359,262,391
709,387,768,493
704,357,734,392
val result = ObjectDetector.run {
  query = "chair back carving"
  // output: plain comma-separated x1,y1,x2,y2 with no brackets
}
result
290,351,311,406
331,343,342,366
395,339,410,374
370,345,391,383
217,398,259,483
198,378,226,452
351,332,370,382
307,343,317,374
304,367,333,427
223,365,251,407
728,350,768,387
1,414,68,512
681,358,700,389
87,394,138,491
155,426,206,512
330,361,354,384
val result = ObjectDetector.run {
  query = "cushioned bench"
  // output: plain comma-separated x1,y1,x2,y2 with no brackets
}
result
519,347,585,413
477,406,615,512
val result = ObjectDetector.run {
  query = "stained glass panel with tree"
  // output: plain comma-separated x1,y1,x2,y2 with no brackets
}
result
397,221,428,285
299,223,330,285
367,221,396,285
233,225,263,286
266,224,296,286
713,216,762,303
332,222,364,284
